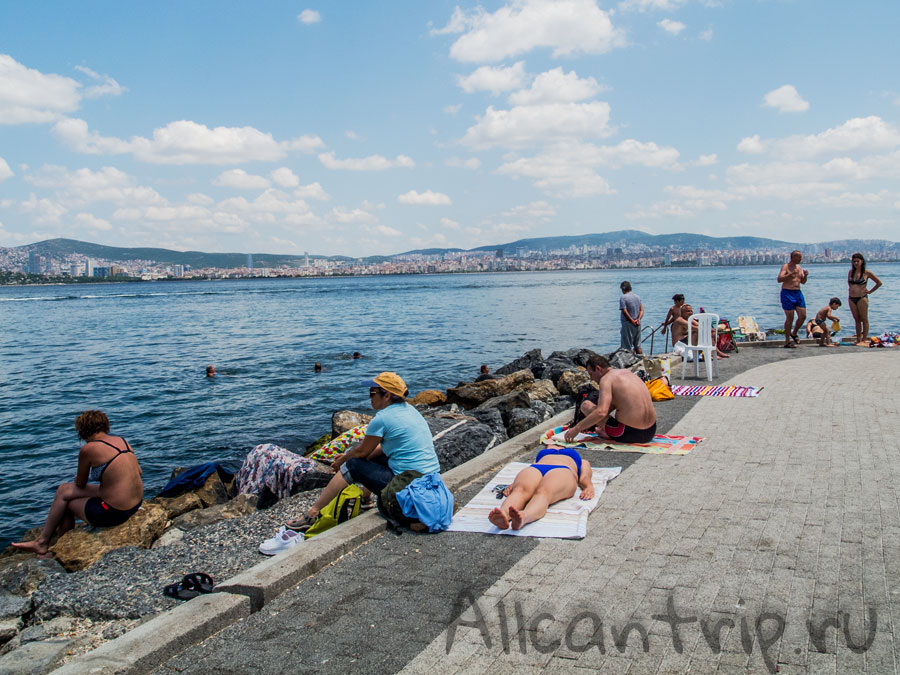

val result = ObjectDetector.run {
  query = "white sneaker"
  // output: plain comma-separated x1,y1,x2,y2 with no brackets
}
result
259,526,304,555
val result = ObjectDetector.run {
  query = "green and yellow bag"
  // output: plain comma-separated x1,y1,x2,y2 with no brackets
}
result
304,484,364,539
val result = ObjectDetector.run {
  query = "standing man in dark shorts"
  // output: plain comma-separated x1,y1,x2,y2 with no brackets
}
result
619,281,644,354
564,354,657,444
777,250,809,348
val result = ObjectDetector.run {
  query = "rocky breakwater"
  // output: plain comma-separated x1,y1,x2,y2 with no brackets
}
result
0,346,645,672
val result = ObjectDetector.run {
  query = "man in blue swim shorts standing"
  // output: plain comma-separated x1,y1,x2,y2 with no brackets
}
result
777,250,809,348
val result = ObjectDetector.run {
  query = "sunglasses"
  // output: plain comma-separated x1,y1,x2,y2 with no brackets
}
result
369,388,385,397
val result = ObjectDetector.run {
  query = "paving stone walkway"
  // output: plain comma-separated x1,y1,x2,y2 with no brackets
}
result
155,348,900,674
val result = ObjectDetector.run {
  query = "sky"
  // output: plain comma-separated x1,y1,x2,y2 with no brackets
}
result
0,1,899,257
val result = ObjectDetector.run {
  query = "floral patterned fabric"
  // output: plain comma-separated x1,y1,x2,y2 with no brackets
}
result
236,443,321,500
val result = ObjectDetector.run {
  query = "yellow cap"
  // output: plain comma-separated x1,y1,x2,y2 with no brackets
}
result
361,372,408,397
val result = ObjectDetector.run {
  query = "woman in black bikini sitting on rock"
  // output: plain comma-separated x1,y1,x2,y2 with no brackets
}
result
847,253,882,346
13,410,143,555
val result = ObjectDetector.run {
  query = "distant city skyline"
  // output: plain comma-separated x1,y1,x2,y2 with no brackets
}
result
1,2,899,256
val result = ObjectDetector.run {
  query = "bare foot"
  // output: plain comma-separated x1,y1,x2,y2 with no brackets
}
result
855,341,869,347
11,540,49,555
509,506,525,530
488,507,509,530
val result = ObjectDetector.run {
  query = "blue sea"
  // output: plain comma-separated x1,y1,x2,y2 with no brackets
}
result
2,264,898,546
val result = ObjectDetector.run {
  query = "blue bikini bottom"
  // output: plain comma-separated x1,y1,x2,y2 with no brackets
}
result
529,464,574,477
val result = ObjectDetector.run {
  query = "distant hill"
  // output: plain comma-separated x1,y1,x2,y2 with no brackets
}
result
10,231,900,268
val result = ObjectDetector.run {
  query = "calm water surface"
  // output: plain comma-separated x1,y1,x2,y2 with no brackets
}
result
2,264,898,545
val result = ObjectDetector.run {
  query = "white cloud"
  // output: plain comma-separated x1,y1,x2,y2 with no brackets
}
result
368,224,403,237
762,84,809,113
462,101,612,149
508,68,602,105
397,190,452,205
19,194,68,223
445,156,481,170
626,185,743,220
496,139,679,196
739,117,900,160
619,0,686,11
329,206,376,223
441,217,461,230
345,130,361,140
298,9,321,24
24,165,165,207
318,152,414,170
497,143,614,197
457,62,527,95
444,104,463,115
74,66,126,99
74,212,113,231
693,154,718,166
658,19,686,35
213,169,270,190
0,54,82,124
295,182,330,200
737,134,766,154
187,193,214,205
0,157,12,182
52,118,324,165
437,0,625,63
500,200,556,220
270,167,300,188
699,28,713,41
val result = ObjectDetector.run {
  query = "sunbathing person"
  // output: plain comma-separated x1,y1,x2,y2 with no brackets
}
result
13,410,143,555
286,372,440,531
488,447,594,530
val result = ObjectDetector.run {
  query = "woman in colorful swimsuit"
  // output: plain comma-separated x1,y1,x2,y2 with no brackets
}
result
847,252,882,346
13,410,143,555
488,447,594,531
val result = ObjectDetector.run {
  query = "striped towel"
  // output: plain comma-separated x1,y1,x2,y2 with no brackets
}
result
671,384,760,397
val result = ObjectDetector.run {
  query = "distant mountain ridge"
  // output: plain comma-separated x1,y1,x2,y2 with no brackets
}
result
8,231,900,268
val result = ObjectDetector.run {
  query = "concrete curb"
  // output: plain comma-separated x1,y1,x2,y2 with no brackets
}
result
52,408,574,674
51,592,250,675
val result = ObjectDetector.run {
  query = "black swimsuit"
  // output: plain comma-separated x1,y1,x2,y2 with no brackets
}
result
849,275,867,304
84,438,142,528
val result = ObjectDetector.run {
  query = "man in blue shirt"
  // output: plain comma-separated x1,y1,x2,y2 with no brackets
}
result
619,281,644,354
289,372,440,531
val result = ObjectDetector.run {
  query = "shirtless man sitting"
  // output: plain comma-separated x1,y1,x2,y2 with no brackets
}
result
564,354,657,444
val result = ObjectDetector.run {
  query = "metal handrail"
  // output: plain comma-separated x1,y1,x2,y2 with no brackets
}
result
639,323,668,356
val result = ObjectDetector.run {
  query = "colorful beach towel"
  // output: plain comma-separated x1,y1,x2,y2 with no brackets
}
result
670,384,761,397
541,426,704,455
307,425,368,463
447,462,621,539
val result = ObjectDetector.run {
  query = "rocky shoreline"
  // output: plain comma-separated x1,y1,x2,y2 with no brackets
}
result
0,346,645,673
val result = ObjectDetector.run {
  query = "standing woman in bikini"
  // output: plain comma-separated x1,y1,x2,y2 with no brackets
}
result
13,410,143,555
848,253,883,346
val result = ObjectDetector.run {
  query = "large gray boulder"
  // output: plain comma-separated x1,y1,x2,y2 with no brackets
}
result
331,410,373,437
556,369,593,396
495,348,543,376
506,408,541,437
474,390,532,426
607,348,642,369
446,369,534,409
525,379,558,403
0,639,71,675
551,348,599,368
426,418,501,471
0,559,64,600
468,409,508,444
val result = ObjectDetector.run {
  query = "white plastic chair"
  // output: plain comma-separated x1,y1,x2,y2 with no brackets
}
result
680,313,719,382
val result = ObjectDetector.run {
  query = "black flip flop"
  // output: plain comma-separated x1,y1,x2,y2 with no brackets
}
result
164,580,200,601
183,572,214,594
791,333,800,344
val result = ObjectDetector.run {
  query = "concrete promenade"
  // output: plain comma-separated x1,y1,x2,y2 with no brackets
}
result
155,349,900,675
